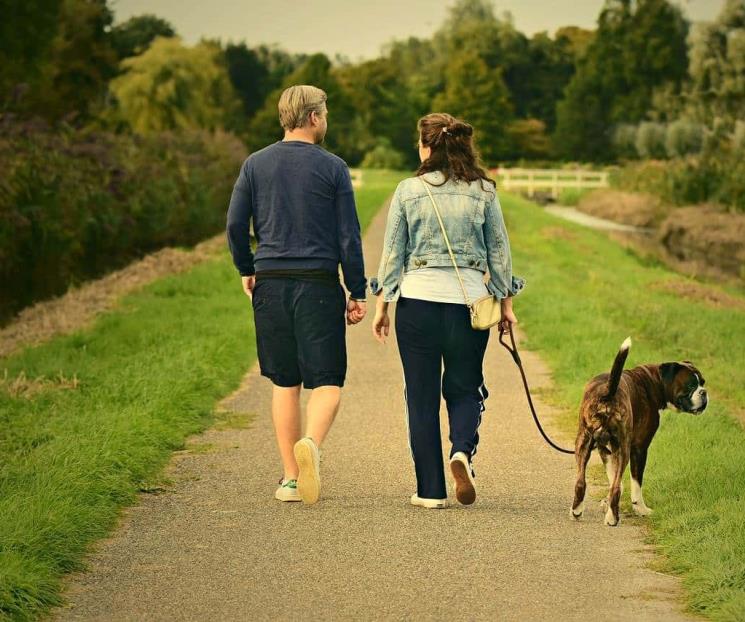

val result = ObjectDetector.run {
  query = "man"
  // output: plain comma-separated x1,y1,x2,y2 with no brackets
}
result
226,84,367,505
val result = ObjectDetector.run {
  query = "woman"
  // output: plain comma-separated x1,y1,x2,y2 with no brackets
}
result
370,113,524,509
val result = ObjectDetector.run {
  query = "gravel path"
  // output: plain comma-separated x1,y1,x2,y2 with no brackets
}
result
54,205,694,621
545,205,654,234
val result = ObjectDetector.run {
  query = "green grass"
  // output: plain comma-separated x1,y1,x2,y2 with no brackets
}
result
354,169,411,230
502,192,745,621
0,170,408,621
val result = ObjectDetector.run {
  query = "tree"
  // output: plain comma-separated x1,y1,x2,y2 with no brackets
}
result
245,54,358,162
109,37,241,134
224,42,271,120
554,69,614,161
432,51,514,164
3,0,117,121
0,0,61,106
110,14,176,60
431,0,575,133
255,46,307,89
383,37,440,126
554,26,595,60
506,118,553,160
337,57,420,167
516,32,577,131
687,0,745,124
554,0,689,161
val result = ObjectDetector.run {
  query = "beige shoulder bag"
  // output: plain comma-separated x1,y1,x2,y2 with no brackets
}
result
419,177,502,330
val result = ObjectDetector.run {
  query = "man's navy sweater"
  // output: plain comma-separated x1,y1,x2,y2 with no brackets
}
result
226,140,367,299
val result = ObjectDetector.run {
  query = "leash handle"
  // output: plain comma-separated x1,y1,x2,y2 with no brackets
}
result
498,325,575,455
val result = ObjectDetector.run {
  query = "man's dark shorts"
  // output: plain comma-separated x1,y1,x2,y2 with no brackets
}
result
251,277,347,389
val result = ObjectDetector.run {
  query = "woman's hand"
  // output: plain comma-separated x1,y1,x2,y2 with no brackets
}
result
498,297,518,332
372,299,390,343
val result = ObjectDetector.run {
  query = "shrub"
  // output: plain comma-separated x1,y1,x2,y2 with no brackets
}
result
665,119,704,158
635,122,668,159
557,188,590,206
611,154,745,213
733,120,745,154
361,138,406,169
0,121,246,323
612,124,638,159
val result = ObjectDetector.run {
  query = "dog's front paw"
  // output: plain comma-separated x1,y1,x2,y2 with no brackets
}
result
632,502,653,517
604,507,619,526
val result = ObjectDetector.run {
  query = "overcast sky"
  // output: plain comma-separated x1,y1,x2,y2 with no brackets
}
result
110,0,725,61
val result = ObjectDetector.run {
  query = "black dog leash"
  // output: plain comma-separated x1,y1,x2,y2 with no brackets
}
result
498,325,575,455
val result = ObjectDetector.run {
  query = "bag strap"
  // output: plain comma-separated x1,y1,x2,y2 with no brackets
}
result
419,176,472,307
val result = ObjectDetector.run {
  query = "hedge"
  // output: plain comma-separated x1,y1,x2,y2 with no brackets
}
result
0,120,246,323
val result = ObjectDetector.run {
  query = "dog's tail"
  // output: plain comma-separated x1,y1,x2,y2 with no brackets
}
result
604,337,631,401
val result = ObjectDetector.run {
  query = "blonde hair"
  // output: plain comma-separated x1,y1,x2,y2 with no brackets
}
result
278,85,327,131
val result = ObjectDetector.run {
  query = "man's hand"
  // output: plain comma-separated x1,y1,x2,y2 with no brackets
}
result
241,275,255,299
346,299,366,325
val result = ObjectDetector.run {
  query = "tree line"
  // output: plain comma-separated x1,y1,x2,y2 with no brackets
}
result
3,0,743,167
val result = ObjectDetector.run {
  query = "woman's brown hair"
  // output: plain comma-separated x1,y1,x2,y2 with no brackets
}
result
416,112,496,190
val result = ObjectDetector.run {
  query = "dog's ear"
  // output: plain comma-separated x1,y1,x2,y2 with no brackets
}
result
660,362,681,384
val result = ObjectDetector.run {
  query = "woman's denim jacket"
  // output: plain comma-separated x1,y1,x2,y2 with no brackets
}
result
370,171,525,302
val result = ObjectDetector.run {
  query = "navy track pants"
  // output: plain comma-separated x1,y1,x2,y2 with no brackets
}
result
395,297,490,499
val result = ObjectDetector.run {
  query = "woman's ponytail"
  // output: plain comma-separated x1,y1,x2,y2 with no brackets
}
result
416,113,494,189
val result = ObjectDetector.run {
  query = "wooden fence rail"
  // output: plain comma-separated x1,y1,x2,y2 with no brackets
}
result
492,168,609,198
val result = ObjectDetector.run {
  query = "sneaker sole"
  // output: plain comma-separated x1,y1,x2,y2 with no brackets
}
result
294,440,320,504
450,459,476,505
274,490,302,502
411,497,448,509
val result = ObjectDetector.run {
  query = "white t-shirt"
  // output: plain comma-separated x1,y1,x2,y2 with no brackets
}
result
399,266,489,304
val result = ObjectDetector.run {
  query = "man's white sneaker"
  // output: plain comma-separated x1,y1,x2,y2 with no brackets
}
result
410,494,448,509
450,452,476,505
274,478,301,502
294,437,321,504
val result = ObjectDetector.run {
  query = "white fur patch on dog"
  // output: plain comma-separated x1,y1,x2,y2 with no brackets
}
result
603,455,624,496
605,506,618,526
620,336,632,351
691,380,708,410
631,478,653,516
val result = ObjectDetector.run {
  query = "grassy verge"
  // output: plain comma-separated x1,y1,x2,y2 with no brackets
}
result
502,192,745,621
0,169,408,620
354,169,411,230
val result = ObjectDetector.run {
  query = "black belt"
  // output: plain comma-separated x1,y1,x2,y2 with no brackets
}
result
255,269,339,286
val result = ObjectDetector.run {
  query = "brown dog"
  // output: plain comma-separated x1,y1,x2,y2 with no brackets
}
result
570,338,708,526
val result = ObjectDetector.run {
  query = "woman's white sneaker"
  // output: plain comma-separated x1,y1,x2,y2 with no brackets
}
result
450,452,476,505
410,494,448,509
294,437,321,504
274,478,301,502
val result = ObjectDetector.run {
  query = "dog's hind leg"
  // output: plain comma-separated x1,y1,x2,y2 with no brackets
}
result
605,445,630,527
570,432,593,520
630,446,653,516
599,449,624,512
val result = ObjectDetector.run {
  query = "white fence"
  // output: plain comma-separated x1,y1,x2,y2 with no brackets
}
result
493,168,609,198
